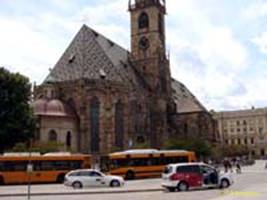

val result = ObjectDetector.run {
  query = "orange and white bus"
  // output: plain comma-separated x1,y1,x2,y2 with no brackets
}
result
102,149,196,180
0,152,91,185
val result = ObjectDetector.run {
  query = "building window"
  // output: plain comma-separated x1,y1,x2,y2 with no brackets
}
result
243,120,247,125
237,128,241,132
90,97,100,153
236,121,240,126
251,138,254,144
238,138,241,145
261,149,265,156
66,131,72,148
244,138,247,145
115,100,124,149
138,12,149,29
231,139,235,145
49,130,57,142
225,139,229,145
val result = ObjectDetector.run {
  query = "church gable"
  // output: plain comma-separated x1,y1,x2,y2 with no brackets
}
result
45,25,138,88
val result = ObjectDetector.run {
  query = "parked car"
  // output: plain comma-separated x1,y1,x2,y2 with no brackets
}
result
162,162,233,192
64,169,124,189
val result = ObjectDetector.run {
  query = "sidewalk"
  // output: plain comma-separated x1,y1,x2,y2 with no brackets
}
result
0,179,163,197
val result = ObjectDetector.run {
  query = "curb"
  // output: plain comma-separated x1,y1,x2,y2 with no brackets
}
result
0,188,164,197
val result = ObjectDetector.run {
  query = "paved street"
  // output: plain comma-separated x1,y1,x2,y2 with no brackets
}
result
0,161,266,200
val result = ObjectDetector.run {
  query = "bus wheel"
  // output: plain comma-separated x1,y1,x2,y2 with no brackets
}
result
125,171,135,180
57,174,65,183
0,176,4,185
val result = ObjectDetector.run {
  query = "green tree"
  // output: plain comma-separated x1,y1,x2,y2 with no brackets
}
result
0,67,35,152
164,137,212,158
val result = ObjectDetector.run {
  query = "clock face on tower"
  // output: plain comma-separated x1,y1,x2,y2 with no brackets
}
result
139,37,150,50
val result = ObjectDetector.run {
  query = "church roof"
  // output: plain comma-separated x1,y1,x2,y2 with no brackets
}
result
44,25,138,87
171,79,207,113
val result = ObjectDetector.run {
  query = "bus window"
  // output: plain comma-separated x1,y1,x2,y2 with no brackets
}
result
40,161,55,171
3,161,27,171
172,156,188,163
69,161,82,169
0,162,4,171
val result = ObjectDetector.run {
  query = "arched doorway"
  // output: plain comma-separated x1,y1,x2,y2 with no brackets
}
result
66,131,72,149
49,130,57,142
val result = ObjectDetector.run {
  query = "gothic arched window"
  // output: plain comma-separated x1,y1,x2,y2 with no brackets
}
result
66,131,72,148
138,12,149,29
90,97,100,153
49,130,57,142
115,100,124,149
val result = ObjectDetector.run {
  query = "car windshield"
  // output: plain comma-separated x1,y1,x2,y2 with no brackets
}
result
163,166,172,174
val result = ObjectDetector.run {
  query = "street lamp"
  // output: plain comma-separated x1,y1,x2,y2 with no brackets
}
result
27,139,33,200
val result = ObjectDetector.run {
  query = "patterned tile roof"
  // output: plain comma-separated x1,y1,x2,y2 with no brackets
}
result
44,25,138,87
171,79,206,113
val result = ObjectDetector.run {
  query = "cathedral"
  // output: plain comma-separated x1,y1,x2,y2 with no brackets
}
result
32,0,218,155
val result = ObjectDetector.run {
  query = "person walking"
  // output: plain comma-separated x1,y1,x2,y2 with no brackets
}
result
236,159,241,174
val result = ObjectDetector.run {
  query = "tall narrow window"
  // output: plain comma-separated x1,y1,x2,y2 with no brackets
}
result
115,100,124,149
90,97,100,153
66,131,72,148
158,13,164,34
138,12,149,29
184,123,188,135
49,130,57,142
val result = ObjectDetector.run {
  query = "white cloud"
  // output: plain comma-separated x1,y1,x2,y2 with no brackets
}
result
0,0,266,111
243,1,267,19
252,32,267,54
196,26,248,71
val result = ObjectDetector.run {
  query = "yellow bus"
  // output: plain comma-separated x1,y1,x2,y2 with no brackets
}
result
103,149,196,180
0,153,91,185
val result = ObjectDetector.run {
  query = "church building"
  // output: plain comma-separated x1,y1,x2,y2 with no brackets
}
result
32,0,217,155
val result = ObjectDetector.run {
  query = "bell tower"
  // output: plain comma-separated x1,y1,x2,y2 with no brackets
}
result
129,0,171,148
129,0,171,94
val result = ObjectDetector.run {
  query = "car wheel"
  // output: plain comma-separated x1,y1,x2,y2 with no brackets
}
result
125,171,135,180
110,180,121,187
220,179,230,189
72,181,83,189
177,181,189,192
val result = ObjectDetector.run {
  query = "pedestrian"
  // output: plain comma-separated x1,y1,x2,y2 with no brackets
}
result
236,160,241,174
223,159,229,173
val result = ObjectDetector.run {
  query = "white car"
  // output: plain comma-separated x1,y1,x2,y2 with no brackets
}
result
162,163,234,192
64,169,124,189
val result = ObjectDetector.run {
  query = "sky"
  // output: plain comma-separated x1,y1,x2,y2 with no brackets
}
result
0,0,267,111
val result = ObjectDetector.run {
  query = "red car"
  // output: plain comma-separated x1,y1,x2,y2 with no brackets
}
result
162,163,233,192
